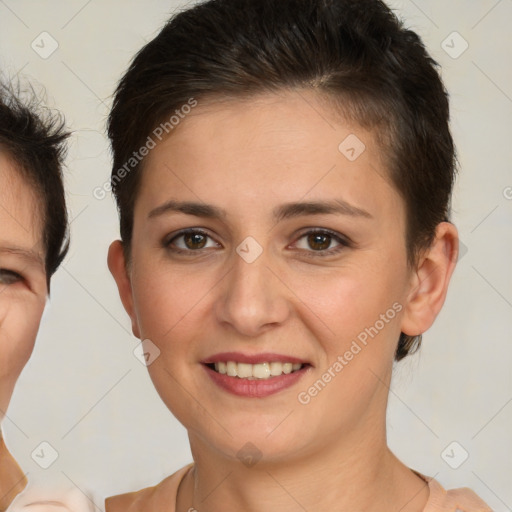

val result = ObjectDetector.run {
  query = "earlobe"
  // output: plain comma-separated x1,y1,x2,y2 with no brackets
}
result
400,222,459,337
107,240,141,339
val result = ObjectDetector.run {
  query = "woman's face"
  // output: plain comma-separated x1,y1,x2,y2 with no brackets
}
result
0,153,47,421
110,90,452,463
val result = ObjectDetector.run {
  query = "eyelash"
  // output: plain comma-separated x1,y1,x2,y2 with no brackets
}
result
163,228,351,258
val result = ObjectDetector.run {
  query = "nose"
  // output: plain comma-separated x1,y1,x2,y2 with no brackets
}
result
214,244,292,337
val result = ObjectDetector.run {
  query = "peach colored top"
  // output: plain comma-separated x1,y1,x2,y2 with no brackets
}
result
105,463,492,512
415,473,492,512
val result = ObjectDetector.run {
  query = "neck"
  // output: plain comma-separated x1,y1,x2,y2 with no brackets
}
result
0,432,27,511
178,418,429,512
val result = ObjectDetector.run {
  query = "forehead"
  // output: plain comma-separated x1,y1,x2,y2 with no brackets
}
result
136,90,402,222
0,151,45,258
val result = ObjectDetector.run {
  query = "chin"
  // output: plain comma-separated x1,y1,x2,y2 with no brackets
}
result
188,416,306,464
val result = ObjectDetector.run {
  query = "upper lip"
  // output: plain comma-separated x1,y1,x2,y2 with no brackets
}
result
201,352,309,365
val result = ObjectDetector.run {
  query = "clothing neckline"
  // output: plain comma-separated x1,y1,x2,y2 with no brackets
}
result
174,462,194,511
174,464,435,511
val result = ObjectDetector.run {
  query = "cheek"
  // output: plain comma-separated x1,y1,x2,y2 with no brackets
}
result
298,261,407,401
0,299,43,407
291,262,405,346
131,260,218,340
131,250,408,353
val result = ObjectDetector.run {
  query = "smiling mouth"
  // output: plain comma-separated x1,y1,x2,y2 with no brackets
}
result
205,361,307,380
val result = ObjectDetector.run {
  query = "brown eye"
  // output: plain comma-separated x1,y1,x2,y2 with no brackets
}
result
293,229,350,257
183,232,207,250
165,229,220,253
307,233,332,251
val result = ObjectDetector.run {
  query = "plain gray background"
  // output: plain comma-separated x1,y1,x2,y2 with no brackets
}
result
0,1,511,510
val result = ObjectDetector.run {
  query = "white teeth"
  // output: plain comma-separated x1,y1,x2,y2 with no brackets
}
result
237,363,253,378
253,363,271,379
226,361,237,377
213,361,304,379
269,361,283,376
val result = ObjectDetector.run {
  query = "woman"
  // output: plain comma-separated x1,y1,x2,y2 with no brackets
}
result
0,82,91,512
105,0,492,510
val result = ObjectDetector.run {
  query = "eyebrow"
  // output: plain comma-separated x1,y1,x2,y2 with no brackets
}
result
148,199,373,221
0,245,44,267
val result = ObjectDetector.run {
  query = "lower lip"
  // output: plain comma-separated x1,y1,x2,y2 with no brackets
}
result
202,364,309,398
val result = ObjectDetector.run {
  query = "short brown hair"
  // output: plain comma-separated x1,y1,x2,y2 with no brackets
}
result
108,0,456,360
0,81,70,290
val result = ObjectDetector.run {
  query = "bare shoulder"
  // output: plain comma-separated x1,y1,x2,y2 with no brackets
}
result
105,464,193,512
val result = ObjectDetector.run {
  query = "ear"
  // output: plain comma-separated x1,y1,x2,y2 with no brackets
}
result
107,240,141,339
400,222,459,337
